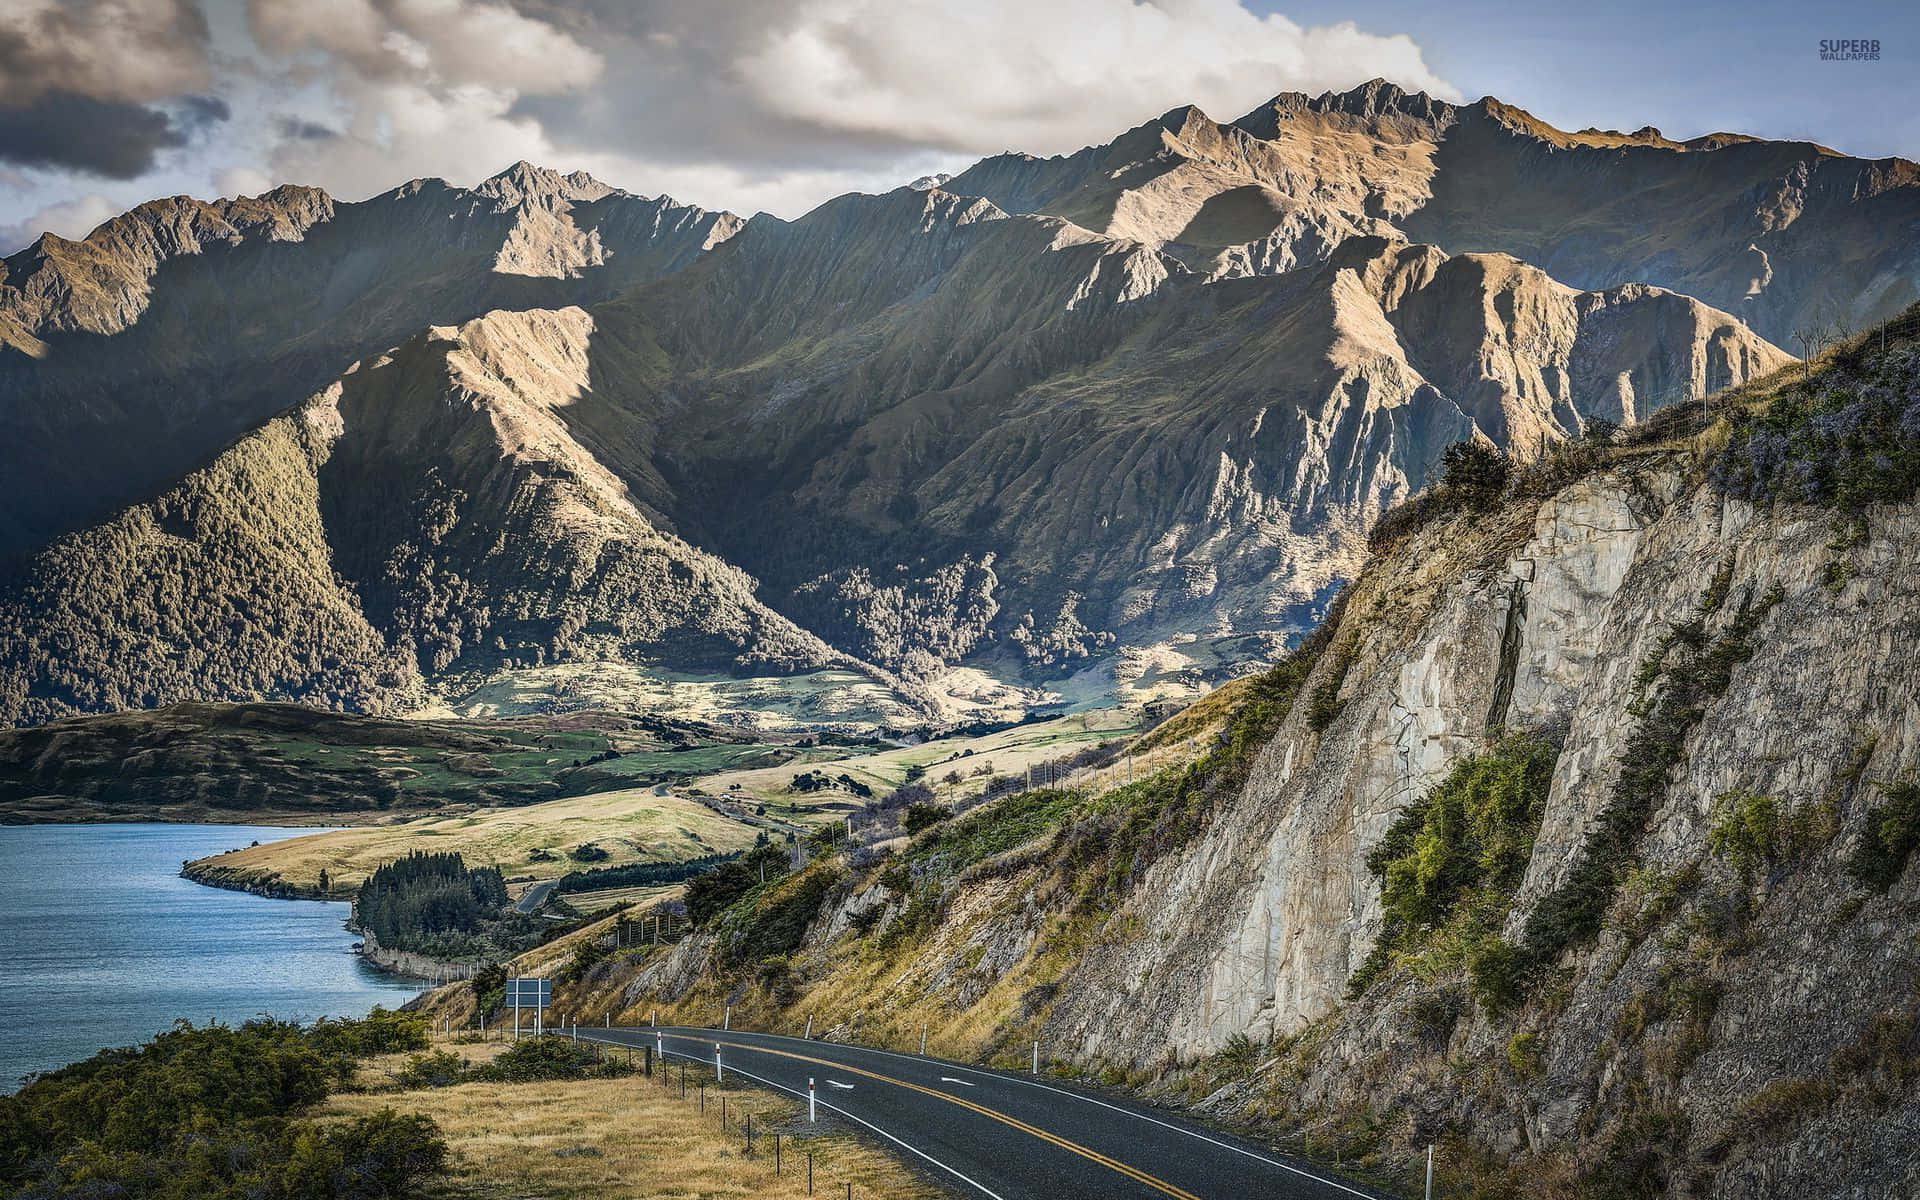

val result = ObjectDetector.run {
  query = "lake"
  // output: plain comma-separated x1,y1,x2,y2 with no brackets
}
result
0,823,425,1091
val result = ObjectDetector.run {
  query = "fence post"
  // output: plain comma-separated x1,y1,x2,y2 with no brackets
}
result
776,1132,782,1174
808,1151,814,1194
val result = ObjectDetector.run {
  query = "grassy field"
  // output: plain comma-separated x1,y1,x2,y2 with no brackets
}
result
183,709,1141,895
189,788,761,894
0,701,802,824
430,663,931,733
323,1040,943,1200
687,709,1141,821
563,881,688,915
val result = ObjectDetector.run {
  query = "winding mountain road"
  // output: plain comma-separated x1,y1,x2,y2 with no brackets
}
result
583,1026,1391,1200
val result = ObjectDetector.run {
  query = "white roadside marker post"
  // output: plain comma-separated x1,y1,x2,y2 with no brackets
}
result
656,1030,664,1062
715,1042,723,1082
804,1014,813,1039
725,1005,731,1031
920,1027,928,1056
1032,1040,1039,1075
1425,1144,1434,1200
809,1077,817,1123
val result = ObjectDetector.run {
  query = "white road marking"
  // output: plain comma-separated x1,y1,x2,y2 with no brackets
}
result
686,1027,1386,1200
939,1076,976,1086
590,1033,1007,1200
827,1079,855,1089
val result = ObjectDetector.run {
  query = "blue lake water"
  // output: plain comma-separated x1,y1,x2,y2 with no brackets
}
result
0,823,425,1091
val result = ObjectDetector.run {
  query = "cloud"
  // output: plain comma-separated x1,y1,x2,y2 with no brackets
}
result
0,0,1460,232
512,0,1459,177
215,165,274,196
0,0,211,106
0,91,202,177
0,192,118,253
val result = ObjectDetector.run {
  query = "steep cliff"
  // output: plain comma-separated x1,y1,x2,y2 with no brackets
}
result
478,323,1920,1197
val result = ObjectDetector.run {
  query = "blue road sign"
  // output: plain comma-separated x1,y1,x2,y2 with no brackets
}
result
506,978,552,1008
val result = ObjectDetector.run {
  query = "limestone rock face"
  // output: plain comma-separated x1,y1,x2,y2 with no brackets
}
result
1013,459,1920,1193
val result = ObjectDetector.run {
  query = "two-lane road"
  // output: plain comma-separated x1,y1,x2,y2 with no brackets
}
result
583,1026,1389,1200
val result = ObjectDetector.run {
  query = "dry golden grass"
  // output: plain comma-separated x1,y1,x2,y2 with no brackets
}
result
690,709,1138,820
189,787,759,891
322,1039,946,1200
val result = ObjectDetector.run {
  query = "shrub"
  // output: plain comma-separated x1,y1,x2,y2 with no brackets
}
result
474,1036,632,1083
395,1049,466,1089
1506,1032,1544,1078
1708,345,1920,511
1350,732,1559,1005
1848,782,1920,892
0,1020,446,1196
1438,441,1511,507
1708,789,1813,882
903,802,949,835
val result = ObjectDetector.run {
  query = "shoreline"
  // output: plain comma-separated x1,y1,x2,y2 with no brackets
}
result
177,860,453,986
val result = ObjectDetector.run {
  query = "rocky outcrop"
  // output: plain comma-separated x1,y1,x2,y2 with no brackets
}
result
354,928,475,984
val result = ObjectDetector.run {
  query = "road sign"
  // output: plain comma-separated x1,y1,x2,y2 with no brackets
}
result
506,977,551,1008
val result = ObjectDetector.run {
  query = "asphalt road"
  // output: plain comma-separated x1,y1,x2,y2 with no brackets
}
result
581,1025,1392,1200
513,879,557,914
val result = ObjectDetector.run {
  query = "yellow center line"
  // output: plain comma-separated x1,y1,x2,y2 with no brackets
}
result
689,1034,1204,1200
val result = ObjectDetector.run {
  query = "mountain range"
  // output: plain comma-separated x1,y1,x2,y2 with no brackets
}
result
6,80,1917,728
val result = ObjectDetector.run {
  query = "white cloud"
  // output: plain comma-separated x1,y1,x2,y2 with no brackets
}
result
1,1,1461,228
215,165,274,196
0,192,119,252
733,0,1458,156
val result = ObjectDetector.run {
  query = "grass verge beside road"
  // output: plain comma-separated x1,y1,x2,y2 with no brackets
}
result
326,1038,944,1200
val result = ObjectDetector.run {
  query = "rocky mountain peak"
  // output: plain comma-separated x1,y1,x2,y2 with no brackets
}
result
475,161,617,208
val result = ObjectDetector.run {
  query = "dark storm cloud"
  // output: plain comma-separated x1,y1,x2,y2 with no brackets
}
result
274,116,340,142
0,92,195,178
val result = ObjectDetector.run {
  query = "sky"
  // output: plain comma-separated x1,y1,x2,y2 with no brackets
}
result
0,0,1915,253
